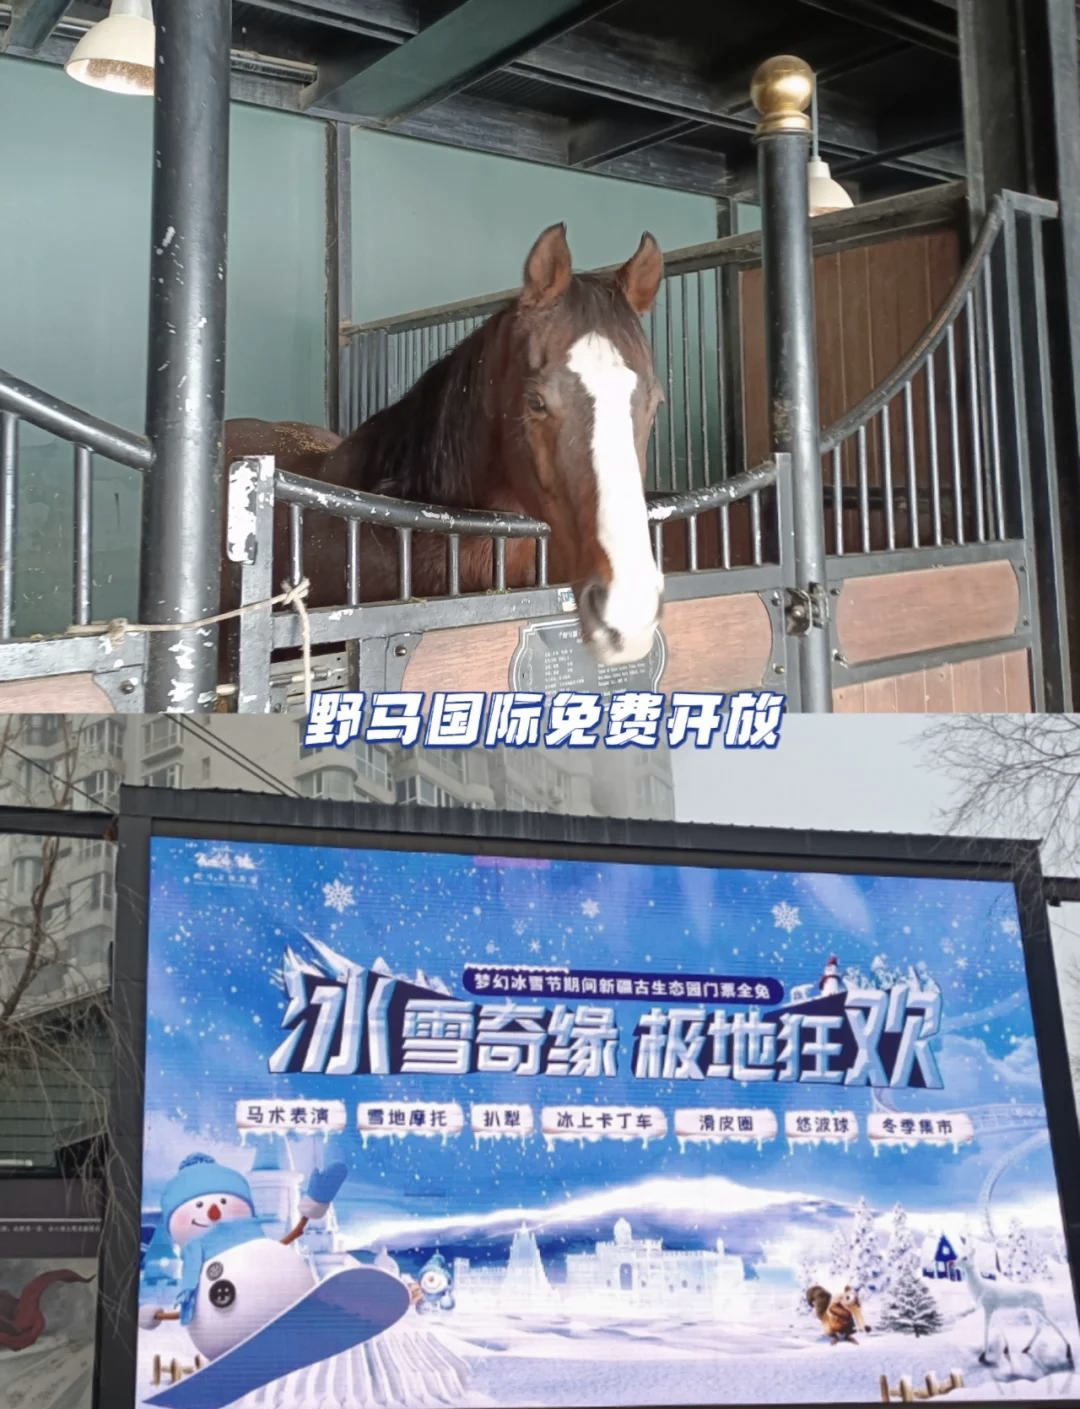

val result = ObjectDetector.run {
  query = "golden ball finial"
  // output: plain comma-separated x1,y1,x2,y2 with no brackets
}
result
750,55,814,136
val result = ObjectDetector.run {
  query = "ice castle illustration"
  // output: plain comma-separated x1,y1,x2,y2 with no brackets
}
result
247,1135,354,1280
453,1218,744,1312
563,1218,745,1307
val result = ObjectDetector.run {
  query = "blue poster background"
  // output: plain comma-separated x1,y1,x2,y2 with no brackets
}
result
134,835,1080,1408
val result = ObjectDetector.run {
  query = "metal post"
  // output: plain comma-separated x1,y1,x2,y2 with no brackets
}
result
752,56,832,713
140,0,232,713
325,121,353,436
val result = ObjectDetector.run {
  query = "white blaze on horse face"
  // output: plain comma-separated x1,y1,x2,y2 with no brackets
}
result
566,332,662,665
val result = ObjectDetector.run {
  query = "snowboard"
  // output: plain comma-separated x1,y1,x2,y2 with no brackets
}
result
144,1265,411,1409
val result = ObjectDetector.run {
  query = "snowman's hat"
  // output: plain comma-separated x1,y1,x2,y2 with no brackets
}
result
160,1152,255,1233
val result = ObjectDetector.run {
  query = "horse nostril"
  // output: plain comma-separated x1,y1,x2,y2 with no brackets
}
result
581,580,608,623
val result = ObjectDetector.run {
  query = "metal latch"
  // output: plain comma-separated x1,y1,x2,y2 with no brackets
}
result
784,583,829,636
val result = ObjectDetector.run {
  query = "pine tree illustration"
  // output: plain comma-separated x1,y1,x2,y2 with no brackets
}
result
848,1197,886,1292
885,1203,918,1287
795,1257,818,1321
882,1264,944,1338
829,1229,850,1277
1003,1218,1035,1282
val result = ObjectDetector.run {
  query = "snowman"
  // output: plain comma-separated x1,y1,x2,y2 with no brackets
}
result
415,1251,455,1315
139,1151,348,1362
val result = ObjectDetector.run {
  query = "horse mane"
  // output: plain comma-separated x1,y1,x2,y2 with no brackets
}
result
343,271,648,507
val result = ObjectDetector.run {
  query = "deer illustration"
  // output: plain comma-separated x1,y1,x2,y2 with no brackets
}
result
956,1236,1073,1367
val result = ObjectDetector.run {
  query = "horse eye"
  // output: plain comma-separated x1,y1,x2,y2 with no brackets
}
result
526,391,547,414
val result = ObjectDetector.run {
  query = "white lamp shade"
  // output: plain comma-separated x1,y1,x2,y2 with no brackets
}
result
808,158,853,217
65,0,155,96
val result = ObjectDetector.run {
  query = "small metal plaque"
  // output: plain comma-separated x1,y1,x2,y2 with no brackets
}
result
509,616,666,694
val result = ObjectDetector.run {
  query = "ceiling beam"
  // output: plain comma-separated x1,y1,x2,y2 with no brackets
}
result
0,0,71,55
793,0,958,57
303,0,617,119
568,114,705,169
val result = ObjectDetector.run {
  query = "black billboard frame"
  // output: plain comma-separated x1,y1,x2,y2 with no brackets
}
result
96,785,1080,1409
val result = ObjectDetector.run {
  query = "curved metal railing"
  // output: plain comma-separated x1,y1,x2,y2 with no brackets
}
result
0,368,153,640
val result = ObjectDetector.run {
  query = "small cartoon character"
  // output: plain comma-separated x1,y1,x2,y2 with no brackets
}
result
414,1252,455,1315
138,1152,347,1361
806,1283,872,1344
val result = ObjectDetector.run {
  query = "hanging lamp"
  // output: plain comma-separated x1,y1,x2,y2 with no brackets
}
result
65,0,155,96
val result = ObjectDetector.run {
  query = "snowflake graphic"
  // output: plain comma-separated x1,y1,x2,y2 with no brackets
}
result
1000,918,1020,937
485,940,499,956
529,940,542,954
323,879,355,914
955,956,969,970
513,919,527,936
772,901,801,934
581,898,600,919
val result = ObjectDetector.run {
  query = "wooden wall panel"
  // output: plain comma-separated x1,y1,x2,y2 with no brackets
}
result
0,674,114,713
833,650,1033,713
401,596,774,696
740,226,966,558
835,561,1021,665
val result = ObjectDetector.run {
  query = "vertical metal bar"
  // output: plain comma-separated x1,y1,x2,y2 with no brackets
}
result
397,526,413,599
680,275,693,490
964,296,987,542
1012,204,1073,710
346,519,361,606
945,323,965,545
720,263,745,486
880,403,895,550
447,535,461,596
325,121,352,436
665,286,676,490
925,355,943,546
647,307,660,487
288,505,303,585
686,515,699,571
0,412,17,639
698,272,711,486
536,536,548,587
73,445,93,627
719,502,732,569
755,58,832,711
903,381,920,549
982,259,1006,539
141,0,233,713
232,456,275,713
652,521,664,567
832,445,844,556
493,536,507,591
856,424,870,554
750,488,763,565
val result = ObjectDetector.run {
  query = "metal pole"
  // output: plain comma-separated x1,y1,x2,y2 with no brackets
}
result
752,56,832,714
140,0,232,713
325,121,353,436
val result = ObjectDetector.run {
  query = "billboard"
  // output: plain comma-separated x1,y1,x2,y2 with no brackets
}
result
130,829,1080,1408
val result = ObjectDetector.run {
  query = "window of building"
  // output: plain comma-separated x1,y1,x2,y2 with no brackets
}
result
74,837,106,866
145,764,183,789
78,771,120,808
143,718,182,756
74,871,114,915
299,768,355,802
395,776,459,808
26,716,62,749
83,720,123,756
355,744,391,792
13,854,42,896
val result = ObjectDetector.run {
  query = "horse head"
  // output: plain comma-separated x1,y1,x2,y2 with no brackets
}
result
505,223,665,666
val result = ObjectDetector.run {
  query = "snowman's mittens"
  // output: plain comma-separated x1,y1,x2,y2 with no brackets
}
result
298,1196,330,1221
304,1161,348,1207
138,1304,164,1330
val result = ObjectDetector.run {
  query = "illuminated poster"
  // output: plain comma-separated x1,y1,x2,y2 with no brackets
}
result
134,836,1080,1407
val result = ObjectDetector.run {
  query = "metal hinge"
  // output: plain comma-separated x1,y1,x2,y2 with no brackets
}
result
784,583,829,636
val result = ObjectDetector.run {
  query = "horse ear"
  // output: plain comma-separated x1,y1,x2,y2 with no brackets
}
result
615,231,663,315
521,223,573,308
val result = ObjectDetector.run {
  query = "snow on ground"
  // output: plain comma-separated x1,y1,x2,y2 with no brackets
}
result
133,1289,1079,1408
0,1334,95,1409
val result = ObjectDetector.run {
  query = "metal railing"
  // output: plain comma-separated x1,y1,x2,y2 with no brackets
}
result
0,370,152,651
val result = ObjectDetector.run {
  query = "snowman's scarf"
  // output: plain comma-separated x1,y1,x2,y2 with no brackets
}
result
177,1222,270,1326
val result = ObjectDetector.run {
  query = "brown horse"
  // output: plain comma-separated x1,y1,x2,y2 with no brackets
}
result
222,223,665,670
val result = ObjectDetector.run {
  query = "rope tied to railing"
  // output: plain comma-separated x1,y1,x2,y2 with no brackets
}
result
65,578,314,712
